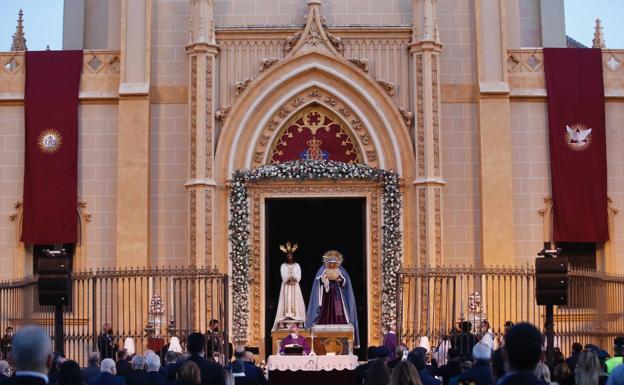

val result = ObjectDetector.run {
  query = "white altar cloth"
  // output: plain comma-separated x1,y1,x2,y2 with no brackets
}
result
267,354,359,371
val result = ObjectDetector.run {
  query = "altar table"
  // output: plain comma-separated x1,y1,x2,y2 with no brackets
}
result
267,355,359,385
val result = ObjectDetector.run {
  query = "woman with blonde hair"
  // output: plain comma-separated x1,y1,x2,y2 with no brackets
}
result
576,350,607,385
389,361,423,385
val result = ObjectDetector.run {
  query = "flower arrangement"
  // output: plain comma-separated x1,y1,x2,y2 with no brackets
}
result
229,160,402,341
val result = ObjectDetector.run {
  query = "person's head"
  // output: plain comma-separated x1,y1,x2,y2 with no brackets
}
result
289,323,300,335
102,323,111,333
165,351,178,365
460,321,472,333
58,360,83,385
553,363,571,383
374,346,391,362
209,320,219,332
243,351,255,364
366,346,377,360
11,325,52,374
131,355,146,371
187,332,206,355
365,358,390,385
480,320,490,333
504,321,514,334
101,358,116,375
534,363,551,383
388,360,422,385
554,351,565,364
234,346,245,360
407,348,426,371
144,349,155,359
117,349,128,361
472,343,491,362
179,360,201,385
447,348,460,361
5,327,13,336
615,337,624,357
145,353,161,372
572,342,583,354
0,360,9,377
503,322,543,372
395,344,408,360
576,350,601,385
88,352,100,366
286,252,294,263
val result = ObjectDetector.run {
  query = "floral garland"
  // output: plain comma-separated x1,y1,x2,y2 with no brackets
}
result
229,159,402,342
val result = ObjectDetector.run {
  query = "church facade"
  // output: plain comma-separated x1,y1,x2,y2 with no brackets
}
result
1,0,624,351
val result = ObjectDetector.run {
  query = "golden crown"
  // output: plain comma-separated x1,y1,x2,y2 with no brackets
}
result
322,250,344,265
279,241,298,254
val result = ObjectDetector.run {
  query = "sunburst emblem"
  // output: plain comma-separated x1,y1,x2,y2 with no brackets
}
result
37,129,63,154
564,123,592,152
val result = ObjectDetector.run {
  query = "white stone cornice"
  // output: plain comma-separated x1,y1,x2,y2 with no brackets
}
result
185,178,218,188
412,177,446,186
478,81,510,95
118,82,150,95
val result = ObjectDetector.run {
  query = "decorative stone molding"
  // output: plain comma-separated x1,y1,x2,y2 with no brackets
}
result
215,106,231,121
8,201,22,223
348,58,369,73
235,78,252,96
399,107,413,127
283,32,302,53
283,1,341,58
250,87,379,168
376,80,395,96
259,57,280,72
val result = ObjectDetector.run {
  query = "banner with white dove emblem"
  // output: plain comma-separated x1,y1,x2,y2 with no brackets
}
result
544,48,608,242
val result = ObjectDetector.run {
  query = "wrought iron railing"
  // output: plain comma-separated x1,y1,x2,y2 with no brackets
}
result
0,266,228,366
397,265,624,356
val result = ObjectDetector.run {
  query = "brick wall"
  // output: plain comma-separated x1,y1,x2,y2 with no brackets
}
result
519,0,541,47
606,102,624,273
438,0,476,85
151,0,188,86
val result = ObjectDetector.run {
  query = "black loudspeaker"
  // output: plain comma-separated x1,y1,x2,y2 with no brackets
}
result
37,251,72,306
535,257,568,306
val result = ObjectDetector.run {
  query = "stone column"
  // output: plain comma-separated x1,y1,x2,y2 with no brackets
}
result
62,0,85,49
410,0,445,268
540,0,566,48
475,0,514,266
115,0,152,267
185,0,219,268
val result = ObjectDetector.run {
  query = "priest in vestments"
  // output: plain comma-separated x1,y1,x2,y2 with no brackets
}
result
279,323,311,355
305,250,360,347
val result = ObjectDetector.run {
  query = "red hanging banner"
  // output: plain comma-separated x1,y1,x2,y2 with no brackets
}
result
21,50,83,244
544,48,608,242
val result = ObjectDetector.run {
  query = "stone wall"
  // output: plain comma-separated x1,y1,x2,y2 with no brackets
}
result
438,0,476,85
519,0,541,47
152,0,188,86
441,103,481,266
150,104,189,267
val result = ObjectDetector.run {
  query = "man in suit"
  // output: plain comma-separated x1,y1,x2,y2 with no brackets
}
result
89,359,124,385
135,353,167,385
115,350,132,377
205,320,221,359
97,323,118,360
184,332,225,385
408,348,441,385
496,323,545,385
7,325,53,385
123,356,145,385
227,347,267,385
82,352,101,383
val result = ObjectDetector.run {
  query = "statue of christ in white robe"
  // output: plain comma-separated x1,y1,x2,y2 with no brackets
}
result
272,243,307,330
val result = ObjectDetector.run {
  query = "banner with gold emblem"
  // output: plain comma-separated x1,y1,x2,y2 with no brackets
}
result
544,48,608,242
21,50,83,244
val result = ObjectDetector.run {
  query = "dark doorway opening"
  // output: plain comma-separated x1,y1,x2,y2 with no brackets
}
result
265,197,367,358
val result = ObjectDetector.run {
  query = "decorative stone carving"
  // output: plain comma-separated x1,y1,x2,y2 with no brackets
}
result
215,106,231,121
399,107,413,127
326,31,344,53
8,201,22,222
376,80,395,96
235,78,252,96
348,58,369,73
259,57,279,72
250,87,379,168
284,32,302,53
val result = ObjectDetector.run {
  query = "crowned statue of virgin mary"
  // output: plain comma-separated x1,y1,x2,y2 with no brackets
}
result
305,250,359,347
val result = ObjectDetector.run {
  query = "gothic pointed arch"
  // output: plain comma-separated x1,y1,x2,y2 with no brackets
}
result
214,2,414,181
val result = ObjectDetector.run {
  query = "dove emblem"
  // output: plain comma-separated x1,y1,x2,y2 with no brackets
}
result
564,123,592,151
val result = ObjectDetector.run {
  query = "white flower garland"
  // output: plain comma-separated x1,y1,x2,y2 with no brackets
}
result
229,160,402,342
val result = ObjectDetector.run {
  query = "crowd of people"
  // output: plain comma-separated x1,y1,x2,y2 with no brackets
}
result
2,321,624,385
356,321,624,385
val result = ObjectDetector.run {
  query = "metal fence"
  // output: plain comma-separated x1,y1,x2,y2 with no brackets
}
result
0,266,229,366
397,265,624,356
